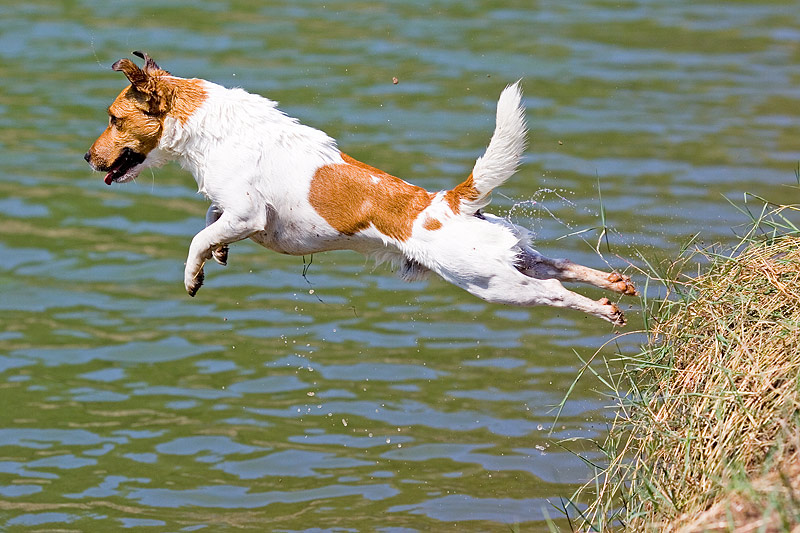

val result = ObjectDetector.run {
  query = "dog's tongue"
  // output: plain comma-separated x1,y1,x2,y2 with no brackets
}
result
104,172,114,185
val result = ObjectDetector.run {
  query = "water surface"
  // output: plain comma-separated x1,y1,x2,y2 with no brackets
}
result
1,0,799,530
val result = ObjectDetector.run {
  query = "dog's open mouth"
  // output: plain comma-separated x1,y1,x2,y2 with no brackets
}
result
104,147,146,185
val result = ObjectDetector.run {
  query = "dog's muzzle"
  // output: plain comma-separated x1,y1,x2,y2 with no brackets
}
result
87,147,147,185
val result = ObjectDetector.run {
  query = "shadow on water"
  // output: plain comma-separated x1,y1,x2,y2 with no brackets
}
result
1,0,799,530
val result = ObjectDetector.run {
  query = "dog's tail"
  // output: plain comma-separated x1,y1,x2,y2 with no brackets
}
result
447,81,527,215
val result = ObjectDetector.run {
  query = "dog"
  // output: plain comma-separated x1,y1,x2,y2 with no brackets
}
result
85,52,637,325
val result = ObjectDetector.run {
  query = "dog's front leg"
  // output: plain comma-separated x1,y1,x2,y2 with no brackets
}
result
205,204,229,266
185,210,261,296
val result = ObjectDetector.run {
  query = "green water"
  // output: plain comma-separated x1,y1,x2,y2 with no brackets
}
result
1,0,799,530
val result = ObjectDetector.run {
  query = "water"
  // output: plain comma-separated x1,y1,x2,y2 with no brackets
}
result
1,0,799,530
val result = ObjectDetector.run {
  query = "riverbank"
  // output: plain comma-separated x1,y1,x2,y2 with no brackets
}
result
573,204,800,531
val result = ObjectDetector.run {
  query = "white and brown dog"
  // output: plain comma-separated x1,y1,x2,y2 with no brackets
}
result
85,52,636,325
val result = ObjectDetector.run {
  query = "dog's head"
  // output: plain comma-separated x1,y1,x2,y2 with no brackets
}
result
84,51,203,185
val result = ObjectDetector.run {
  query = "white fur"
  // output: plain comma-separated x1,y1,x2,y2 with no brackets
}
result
464,81,527,214
129,80,634,324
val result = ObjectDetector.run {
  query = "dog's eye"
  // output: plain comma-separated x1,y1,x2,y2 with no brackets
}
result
109,115,119,127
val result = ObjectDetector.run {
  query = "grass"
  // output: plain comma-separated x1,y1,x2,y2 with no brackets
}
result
563,199,800,531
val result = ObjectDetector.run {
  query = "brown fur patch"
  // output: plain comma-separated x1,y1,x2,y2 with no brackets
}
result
309,153,433,241
423,217,442,231
444,173,480,214
88,77,206,170
165,78,207,125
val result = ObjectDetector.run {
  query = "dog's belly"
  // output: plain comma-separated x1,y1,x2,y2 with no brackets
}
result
248,214,398,257
249,228,327,256
248,222,361,256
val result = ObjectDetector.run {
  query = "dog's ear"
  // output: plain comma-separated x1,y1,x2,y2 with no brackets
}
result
132,50,172,77
111,52,171,114
111,58,150,89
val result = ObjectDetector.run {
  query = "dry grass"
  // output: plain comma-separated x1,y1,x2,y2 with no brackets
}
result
636,235,800,531
567,204,800,532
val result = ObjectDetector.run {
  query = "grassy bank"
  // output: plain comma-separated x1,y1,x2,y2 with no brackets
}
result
570,202,800,531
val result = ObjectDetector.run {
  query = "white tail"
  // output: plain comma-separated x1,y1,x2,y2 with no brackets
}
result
453,81,527,215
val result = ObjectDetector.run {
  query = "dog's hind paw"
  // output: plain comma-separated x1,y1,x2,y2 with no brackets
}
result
607,272,638,296
599,297,626,326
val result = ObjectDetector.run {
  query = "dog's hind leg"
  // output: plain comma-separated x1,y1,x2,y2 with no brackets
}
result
417,230,627,324
436,261,627,325
205,204,229,266
515,248,637,296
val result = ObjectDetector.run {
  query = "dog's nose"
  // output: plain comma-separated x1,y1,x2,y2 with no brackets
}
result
84,151,91,163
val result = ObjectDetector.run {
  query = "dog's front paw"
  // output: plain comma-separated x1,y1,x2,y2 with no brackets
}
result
608,272,638,296
599,297,626,326
185,268,204,297
212,245,229,266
